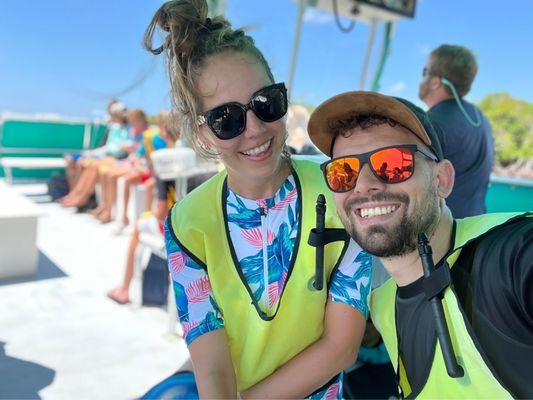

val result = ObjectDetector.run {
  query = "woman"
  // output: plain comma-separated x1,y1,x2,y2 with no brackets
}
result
145,1,371,398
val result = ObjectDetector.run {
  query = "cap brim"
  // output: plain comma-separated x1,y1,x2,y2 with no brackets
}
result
308,91,432,157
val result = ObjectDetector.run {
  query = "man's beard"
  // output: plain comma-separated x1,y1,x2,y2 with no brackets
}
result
340,188,440,258
418,82,429,102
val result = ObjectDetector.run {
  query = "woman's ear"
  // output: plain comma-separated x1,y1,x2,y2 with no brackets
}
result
435,159,455,198
197,126,218,153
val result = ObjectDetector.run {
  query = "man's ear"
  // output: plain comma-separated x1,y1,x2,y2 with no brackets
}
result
430,76,441,91
435,159,455,198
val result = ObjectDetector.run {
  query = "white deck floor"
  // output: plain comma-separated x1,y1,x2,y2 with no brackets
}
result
0,185,190,399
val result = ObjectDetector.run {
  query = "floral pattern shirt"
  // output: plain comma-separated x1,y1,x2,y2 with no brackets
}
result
164,174,372,400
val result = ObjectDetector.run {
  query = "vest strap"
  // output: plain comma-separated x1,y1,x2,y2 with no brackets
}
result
308,228,349,247
423,262,451,300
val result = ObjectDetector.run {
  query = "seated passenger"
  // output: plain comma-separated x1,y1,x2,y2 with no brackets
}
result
60,100,130,209
112,111,171,232
94,109,166,223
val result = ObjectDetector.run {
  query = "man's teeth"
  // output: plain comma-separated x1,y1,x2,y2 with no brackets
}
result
242,140,271,156
360,205,398,218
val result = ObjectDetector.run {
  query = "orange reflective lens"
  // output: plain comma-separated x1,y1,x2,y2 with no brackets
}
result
323,146,419,192
325,157,360,192
370,147,414,184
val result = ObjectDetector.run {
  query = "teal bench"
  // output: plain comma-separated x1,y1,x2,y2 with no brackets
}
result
0,115,107,181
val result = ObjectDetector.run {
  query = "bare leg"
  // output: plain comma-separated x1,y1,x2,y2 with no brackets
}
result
98,167,127,223
144,177,156,211
144,179,155,212
121,172,141,226
65,156,76,190
61,162,99,207
107,224,140,304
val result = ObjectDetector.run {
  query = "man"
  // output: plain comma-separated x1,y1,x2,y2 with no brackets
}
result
307,91,532,398
419,44,494,218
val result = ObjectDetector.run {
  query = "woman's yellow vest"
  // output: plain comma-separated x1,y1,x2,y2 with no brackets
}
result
169,159,348,391
370,212,529,399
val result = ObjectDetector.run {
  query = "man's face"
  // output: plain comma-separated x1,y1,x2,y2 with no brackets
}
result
331,124,441,258
418,59,434,101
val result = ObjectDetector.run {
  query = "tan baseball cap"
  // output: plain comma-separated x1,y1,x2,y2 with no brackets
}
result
307,91,443,160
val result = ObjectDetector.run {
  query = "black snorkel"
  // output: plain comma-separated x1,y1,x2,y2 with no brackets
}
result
313,195,326,290
308,195,349,291
417,233,464,378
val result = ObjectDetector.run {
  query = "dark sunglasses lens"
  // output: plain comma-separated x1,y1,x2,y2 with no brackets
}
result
325,157,360,192
207,104,245,139
252,86,287,122
370,147,414,183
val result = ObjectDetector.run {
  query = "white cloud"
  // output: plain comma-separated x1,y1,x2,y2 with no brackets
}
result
386,81,407,95
303,8,333,24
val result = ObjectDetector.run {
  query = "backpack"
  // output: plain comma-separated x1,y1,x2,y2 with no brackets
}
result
142,253,169,306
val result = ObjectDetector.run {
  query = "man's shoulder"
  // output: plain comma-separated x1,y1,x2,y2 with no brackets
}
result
455,214,532,283
474,214,532,247
460,214,531,254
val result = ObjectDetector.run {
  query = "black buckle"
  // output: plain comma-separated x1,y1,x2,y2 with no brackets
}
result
308,228,349,247
423,261,451,300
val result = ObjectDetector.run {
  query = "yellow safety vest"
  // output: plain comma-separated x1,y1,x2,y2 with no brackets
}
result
370,212,530,399
169,158,347,391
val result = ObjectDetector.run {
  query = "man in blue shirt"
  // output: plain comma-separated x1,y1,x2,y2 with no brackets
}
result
419,44,494,218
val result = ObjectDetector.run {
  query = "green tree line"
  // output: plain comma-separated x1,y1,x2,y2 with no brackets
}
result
478,93,533,166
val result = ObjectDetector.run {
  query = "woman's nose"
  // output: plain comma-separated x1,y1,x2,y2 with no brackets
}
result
243,110,267,138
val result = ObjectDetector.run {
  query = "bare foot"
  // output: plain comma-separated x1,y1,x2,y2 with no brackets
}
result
107,287,130,304
98,211,112,224
89,206,104,217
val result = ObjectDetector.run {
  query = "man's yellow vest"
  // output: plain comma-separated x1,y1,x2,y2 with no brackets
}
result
169,159,347,391
370,212,529,399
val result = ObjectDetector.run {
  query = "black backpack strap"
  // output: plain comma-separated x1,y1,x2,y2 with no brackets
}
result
308,228,349,247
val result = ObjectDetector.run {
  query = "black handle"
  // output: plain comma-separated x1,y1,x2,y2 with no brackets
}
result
313,194,326,290
418,233,464,378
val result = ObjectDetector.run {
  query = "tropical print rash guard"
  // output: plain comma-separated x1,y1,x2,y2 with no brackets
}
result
164,174,371,399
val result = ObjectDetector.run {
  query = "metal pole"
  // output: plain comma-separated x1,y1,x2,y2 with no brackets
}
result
359,19,378,90
287,0,307,100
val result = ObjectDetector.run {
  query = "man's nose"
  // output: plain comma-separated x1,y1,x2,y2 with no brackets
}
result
352,163,387,195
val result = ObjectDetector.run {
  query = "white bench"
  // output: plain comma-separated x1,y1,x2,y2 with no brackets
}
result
0,180,41,279
0,157,67,184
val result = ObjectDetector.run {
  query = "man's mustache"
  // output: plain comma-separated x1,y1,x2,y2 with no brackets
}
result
345,192,410,214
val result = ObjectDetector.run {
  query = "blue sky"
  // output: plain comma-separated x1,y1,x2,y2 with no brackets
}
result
1,0,532,119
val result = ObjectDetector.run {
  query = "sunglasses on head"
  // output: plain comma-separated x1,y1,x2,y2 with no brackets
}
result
321,145,438,193
197,82,288,140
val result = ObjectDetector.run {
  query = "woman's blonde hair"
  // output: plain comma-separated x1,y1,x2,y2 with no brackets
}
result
144,0,275,158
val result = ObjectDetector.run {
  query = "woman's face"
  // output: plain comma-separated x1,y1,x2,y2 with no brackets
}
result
197,51,288,195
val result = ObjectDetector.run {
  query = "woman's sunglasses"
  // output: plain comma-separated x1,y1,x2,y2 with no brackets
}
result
321,145,438,193
197,82,288,140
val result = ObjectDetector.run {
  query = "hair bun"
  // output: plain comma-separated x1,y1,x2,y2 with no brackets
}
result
144,0,209,56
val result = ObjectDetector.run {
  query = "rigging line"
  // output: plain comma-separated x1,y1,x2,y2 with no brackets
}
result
332,0,355,33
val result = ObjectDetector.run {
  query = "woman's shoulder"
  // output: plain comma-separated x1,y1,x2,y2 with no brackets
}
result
169,169,226,227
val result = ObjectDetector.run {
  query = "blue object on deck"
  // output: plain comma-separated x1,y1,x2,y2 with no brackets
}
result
140,371,198,400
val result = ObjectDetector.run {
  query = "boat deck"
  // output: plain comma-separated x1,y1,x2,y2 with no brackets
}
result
0,184,189,399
